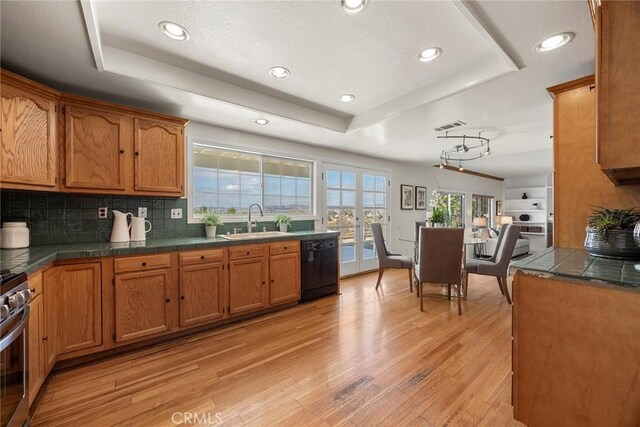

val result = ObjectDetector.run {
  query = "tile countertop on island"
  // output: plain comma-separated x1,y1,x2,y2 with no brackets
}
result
0,231,340,276
510,247,640,290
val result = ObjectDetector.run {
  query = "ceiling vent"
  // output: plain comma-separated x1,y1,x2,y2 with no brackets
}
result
433,120,467,132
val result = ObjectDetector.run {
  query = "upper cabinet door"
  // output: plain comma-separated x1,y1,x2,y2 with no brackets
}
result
64,105,129,190
1,84,57,190
596,1,640,184
134,118,184,195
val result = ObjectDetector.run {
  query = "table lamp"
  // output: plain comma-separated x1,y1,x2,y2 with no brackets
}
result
500,216,513,225
472,217,487,228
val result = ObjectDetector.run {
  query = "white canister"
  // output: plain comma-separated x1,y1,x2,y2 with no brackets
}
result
1,222,30,249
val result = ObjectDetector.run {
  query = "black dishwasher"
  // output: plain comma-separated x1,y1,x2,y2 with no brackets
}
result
300,237,339,302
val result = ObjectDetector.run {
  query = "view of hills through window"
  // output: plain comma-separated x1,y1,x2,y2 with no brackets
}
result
192,144,312,216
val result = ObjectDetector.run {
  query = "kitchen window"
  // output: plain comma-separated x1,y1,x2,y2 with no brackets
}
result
190,143,314,219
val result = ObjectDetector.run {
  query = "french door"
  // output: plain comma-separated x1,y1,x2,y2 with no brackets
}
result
324,164,388,276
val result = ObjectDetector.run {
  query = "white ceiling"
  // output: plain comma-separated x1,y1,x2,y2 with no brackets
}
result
0,0,595,178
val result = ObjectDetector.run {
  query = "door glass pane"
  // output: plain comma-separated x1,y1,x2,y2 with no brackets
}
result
342,190,356,207
327,170,341,188
363,241,376,259
343,172,356,190
363,174,374,191
327,190,341,208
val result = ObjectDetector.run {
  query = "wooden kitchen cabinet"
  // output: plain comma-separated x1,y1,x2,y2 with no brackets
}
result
595,1,640,184
229,249,269,316
179,262,226,327
114,268,172,343
27,292,45,406
44,263,103,355
269,252,300,305
548,76,640,248
0,69,58,191
0,68,188,196
134,118,184,194
62,103,130,191
513,273,640,425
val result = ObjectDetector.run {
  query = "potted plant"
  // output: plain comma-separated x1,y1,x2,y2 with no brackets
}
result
431,207,446,227
585,207,640,259
202,211,223,238
274,214,292,232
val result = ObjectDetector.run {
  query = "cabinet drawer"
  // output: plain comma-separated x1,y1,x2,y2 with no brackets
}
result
114,253,171,274
28,271,43,300
270,241,299,255
229,244,268,260
179,249,224,265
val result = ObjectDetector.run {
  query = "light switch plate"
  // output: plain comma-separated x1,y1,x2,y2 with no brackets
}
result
138,207,148,218
171,208,182,219
98,207,108,219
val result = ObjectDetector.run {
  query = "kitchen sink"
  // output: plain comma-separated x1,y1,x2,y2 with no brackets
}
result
219,231,290,240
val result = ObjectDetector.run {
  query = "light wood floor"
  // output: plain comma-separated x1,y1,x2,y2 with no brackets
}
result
32,270,523,426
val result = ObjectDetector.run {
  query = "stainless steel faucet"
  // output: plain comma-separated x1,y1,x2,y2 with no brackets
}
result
247,203,264,233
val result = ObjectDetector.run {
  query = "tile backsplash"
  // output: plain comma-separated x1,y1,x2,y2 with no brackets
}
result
0,191,314,245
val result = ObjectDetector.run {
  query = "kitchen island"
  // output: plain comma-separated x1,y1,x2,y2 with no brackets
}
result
510,248,640,427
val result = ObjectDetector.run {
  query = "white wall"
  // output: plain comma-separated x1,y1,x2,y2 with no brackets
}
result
186,121,504,257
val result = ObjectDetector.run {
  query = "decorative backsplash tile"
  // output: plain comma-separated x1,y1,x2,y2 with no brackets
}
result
0,191,313,245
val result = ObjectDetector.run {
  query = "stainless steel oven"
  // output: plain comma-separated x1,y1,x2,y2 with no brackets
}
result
1,272,30,427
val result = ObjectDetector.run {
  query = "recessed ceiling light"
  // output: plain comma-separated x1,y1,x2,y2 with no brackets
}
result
418,47,442,62
269,66,290,79
340,94,356,103
158,21,190,41
341,0,368,14
255,119,270,125
535,33,573,52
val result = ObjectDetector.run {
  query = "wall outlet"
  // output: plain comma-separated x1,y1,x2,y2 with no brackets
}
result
171,208,183,219
98,207,108,219
138,207,148,218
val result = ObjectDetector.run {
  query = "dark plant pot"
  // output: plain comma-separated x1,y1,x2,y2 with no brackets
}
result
584,228,640,260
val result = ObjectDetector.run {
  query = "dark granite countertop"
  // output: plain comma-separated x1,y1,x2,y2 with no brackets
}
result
510,247,640,290
0,231,339,276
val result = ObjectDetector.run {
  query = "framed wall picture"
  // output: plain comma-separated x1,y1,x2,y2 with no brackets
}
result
415,186,427,210
496,200,503,216
401,184,414,210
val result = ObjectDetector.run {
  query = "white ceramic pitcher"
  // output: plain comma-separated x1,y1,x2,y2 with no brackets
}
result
130,216,152,242
110,210,133,243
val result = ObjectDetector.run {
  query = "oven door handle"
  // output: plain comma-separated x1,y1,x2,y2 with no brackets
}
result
0,306,30,352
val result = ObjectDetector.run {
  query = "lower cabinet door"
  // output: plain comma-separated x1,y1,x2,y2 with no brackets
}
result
44,263,102,355
28,295,44,406
229,257,268,316
114,269,172,343
269,252,301,305
179,263,225,327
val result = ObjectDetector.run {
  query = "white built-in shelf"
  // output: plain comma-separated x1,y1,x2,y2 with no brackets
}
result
504,185,551,252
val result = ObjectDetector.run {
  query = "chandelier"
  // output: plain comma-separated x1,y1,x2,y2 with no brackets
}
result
438,132,490,171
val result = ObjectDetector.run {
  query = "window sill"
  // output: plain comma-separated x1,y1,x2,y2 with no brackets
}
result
188,215,320,225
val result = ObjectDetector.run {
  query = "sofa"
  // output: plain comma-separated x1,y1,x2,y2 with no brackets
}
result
477,227,530,258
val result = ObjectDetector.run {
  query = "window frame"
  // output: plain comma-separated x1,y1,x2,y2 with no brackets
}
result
431,189,466,228
187,138,317,224
471,193,495,228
